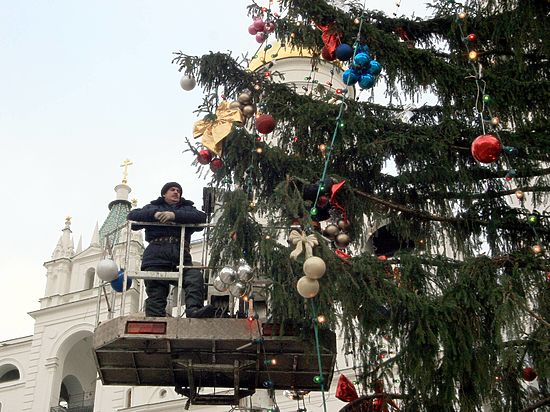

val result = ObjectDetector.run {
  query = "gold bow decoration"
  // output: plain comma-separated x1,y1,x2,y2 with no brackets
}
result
193,101,243,156
289,229,319,260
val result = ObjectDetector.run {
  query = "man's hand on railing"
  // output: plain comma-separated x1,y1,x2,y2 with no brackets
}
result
154,211,176,223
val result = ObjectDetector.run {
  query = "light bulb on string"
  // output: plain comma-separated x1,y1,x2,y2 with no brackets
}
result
532,244,542,254
468,50,478,61
515,190,524,200
317,314,326,324
458,11,467,19
491,116,500,126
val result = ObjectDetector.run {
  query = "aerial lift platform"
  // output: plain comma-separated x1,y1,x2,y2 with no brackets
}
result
93,316,336,405
92,220,337,406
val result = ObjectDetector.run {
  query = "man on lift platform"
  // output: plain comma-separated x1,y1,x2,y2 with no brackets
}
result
127,182,216,318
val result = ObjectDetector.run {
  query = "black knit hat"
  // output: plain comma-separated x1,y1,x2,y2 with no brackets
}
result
161,182,182,196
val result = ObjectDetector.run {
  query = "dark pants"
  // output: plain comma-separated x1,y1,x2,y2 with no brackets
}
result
144,265,205,317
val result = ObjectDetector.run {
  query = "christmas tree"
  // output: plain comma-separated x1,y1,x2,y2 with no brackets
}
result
174,0,549,410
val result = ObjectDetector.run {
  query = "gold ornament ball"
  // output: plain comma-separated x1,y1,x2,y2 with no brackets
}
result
238,93,251,104
532,244,542,254
296,276,320,298
242,104,256,117
335,232,351,248
515,190,524,200
303,256,326,280
323,224,340,239
337,219,350,231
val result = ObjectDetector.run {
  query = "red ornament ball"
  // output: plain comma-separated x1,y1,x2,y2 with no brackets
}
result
321,46,336,61
471,134,502,163
197,149,212,165
256,114,276,134
467,33,477,42
522,367,537,382
210,158,223,172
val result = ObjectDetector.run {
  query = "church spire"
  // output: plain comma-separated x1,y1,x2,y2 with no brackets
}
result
51,217,74,259
99,160,133,247
90,221,100,247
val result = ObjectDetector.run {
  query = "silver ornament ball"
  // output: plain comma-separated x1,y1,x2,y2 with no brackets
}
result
218,266,236,284
238,92,252,104
242,104,256,117
179,76,196,91
237,263,254,282
335,232,351,248
323,224,340,239
212,276,228,292
229,281,247,297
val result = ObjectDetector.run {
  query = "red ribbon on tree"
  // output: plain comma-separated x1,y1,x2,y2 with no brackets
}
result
316,23,342,59
330,180,348,221
335,374,359,402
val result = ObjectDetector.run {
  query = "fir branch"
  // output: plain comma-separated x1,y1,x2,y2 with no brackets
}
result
520,397,550,412
508,293,550,330
426,186,550,200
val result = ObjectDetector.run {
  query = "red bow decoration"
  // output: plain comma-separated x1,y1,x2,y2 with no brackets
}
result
395,27,415,49
316,23,342,58
335,374,359,402
336,249,351,260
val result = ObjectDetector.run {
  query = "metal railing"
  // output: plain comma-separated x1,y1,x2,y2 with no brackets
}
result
96,220,214,323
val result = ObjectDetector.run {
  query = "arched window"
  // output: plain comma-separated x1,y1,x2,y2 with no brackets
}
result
84,268,95,289
0,364,20,383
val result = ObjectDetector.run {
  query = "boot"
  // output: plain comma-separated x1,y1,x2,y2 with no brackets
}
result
186,304,216,318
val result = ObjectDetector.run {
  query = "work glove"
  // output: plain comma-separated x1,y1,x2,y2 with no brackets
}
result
154,211,176,223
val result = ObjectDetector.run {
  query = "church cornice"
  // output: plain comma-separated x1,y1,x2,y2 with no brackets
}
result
43,257,72,266
31,288,139,317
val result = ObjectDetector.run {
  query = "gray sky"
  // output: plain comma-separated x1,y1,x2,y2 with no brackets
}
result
0,0,427,341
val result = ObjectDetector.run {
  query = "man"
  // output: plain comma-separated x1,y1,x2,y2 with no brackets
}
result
127,182,216,318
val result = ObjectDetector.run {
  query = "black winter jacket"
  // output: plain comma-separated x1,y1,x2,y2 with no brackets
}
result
127,197,206,269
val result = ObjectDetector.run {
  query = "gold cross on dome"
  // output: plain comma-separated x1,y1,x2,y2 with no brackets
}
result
120,159,133,184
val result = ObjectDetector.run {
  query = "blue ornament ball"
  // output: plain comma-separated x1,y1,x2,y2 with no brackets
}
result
368,60,382,76
356,44,369,54
342,69,359,85
353,52,371,67
335,44,354,61
358,74,376,89
110,270,132,293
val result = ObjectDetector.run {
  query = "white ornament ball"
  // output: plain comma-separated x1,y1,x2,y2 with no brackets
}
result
219,266,236,284
96,259,119,282
212,276,228,292
179,76,196,91
303,256,326,280
296,276,320,298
